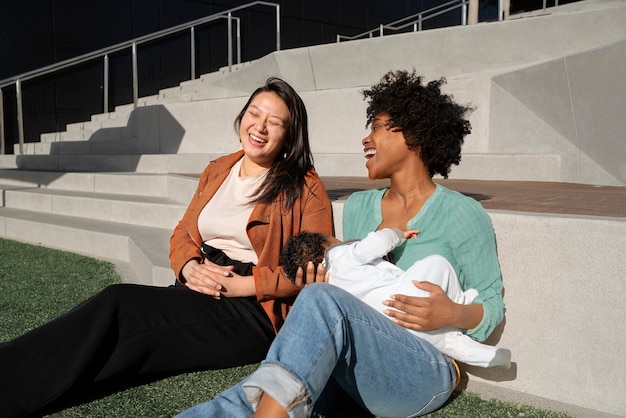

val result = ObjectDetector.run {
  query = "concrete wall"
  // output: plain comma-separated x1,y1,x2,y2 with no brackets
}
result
476,210,626,416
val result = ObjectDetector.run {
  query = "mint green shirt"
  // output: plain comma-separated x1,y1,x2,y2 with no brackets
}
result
342,184,504,342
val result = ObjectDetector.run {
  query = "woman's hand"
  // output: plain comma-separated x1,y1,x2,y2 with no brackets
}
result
293,261,328,289
183,259,257,298
182,259,234,298
383,281,483,331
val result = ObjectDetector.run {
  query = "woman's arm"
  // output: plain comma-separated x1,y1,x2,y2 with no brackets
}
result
169,162,215,282
383,283,484,331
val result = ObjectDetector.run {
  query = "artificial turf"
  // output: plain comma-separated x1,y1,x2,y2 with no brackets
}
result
0,238,572,417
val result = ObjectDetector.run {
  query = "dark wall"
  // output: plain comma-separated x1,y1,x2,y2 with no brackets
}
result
0,0,578,151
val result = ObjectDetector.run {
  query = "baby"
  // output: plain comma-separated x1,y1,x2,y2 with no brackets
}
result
281,228,511,368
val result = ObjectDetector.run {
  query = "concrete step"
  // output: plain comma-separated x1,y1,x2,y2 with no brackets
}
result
4,153,218,173
158,85,185,100
0,155,17,169
36,107,135,143
0,170,193,199
312,152,563,181
0,207,174,286
17,138,139,156
2,151,564,182
7,154,142,172
0,186,185,229
40,129,96,143
138,94,161,106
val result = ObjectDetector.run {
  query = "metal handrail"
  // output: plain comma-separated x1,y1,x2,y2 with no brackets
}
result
0,1,280,155
337,0,468,42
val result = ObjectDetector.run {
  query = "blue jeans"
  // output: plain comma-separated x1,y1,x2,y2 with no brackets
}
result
177,284,456,418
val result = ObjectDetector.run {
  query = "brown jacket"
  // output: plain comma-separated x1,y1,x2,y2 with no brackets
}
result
169,150,334,332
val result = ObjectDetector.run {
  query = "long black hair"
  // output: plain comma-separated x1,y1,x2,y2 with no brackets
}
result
234,77,314,209
362,70,473,178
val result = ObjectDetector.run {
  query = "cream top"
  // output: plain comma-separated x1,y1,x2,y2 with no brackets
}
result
198,158,268,264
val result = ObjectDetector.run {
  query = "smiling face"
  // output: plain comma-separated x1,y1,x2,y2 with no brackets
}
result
362,112,415,180
239,91,290,171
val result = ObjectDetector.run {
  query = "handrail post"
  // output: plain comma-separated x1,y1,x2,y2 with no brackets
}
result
228,12,233,72
0,87,4,155
462,0,467,26
236,18,241,64
132,42,138,108
16,79,24,155
380,24,384,37
275,4,281,51
418,14,423,31
228,12,233,73
190,26,196,79
468,0,479,25
103,54,109,113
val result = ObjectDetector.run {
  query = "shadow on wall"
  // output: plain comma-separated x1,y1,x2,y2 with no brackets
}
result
15,105,185,177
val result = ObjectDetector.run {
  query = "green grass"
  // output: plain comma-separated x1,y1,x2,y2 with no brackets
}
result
1,237,572,417
0,238,120,342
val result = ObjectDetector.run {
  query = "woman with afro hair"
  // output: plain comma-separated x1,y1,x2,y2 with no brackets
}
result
178,70,505,418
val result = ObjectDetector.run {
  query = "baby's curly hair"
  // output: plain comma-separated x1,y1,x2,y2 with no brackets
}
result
362,70,474,178
280,232,328,282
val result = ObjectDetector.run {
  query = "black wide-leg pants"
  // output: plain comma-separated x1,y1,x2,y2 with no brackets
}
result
0,250,275,417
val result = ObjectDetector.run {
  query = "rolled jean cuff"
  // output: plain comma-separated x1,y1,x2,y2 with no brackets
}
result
242,363,309,418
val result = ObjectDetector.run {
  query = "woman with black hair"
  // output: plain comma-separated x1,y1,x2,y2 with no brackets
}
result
0,77,334,417
179,70,505,418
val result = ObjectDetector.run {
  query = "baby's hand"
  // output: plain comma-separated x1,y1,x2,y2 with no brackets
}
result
404,229,419,239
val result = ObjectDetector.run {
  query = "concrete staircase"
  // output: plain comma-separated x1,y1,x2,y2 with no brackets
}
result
0,171,198,286
1,1,626,416
4,0,625,185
